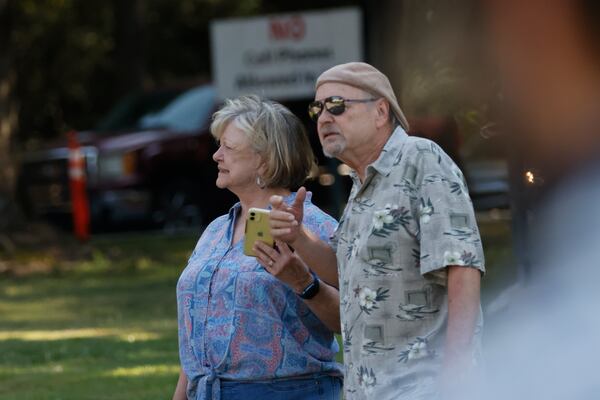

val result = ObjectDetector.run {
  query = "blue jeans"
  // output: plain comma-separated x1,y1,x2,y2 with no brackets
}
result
208,375,342,400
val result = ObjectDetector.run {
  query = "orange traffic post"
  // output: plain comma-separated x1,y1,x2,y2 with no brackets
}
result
67,130,90,241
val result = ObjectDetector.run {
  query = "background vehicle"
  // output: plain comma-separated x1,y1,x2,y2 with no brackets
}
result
17,84,237,232
16,84,346,232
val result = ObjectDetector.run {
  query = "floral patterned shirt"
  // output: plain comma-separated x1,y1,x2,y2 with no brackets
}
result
332,127,485,399
177,192,342,400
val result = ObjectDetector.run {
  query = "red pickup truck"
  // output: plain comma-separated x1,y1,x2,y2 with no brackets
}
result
17,84,238,232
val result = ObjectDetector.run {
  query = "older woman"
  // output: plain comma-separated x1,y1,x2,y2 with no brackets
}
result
172,96,342,400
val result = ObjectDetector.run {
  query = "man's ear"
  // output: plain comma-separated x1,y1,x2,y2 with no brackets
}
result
375,99,391,128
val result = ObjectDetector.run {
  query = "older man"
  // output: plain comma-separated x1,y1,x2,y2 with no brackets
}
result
269,62,484,399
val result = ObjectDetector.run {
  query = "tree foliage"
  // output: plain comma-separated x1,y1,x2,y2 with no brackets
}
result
10,0,257,145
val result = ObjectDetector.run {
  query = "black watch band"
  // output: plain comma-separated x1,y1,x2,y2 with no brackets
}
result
298,271,320,300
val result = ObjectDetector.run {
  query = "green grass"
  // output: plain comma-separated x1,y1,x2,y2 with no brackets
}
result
0,216,514,399
0,232,198,400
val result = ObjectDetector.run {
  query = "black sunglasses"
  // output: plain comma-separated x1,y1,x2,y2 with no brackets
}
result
308,96,378,122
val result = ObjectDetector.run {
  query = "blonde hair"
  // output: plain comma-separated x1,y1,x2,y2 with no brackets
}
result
210,95,316,189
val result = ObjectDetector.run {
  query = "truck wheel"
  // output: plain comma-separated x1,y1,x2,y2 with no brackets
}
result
152,184,203,234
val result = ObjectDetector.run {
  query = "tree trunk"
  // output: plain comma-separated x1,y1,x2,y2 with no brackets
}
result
0,0,20,238
0,0,18,194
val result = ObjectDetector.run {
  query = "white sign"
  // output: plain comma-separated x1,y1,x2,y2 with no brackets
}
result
210,7,363,100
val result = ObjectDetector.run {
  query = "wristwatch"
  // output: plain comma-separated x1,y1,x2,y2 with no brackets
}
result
298,271,320,300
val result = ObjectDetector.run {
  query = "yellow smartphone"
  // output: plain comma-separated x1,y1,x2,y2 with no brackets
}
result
243,208,274,257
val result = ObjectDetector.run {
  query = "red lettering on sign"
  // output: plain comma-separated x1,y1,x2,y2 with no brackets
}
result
269,15,306,41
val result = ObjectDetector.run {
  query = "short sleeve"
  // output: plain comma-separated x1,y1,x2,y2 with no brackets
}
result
413,142,485,281
302,202,338,246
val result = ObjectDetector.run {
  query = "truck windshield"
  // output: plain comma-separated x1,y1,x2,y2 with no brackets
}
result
95,89,182,131
138,85,216,132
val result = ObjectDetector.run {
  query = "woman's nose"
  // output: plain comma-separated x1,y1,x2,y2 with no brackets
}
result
213,147,223,162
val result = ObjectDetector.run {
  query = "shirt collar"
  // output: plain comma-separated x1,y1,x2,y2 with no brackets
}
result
370,126,409,176
348,126,409,182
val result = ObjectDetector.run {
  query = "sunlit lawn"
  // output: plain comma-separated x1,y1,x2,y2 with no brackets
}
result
0,232,197,400
0,214,514,399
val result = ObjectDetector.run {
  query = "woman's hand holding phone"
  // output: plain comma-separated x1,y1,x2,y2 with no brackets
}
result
243,208,274,257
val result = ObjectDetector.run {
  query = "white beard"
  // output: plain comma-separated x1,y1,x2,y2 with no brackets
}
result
322,136,347,159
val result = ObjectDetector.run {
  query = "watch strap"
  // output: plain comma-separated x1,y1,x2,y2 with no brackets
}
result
298,270,320,300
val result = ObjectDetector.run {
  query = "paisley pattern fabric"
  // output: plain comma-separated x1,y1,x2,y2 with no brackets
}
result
177,192,342,400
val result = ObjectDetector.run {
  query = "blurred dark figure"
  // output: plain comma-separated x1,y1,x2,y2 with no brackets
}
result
472,1,600,399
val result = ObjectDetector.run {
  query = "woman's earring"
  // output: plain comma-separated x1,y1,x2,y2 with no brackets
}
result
256,175,266,189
